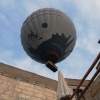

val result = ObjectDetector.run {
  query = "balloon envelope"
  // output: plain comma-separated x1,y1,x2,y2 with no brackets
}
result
21,8,76,64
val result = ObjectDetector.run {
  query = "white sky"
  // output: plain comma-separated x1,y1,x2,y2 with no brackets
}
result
0,0,100,80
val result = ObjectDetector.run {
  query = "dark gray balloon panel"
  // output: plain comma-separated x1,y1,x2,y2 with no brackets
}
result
21,8,76,64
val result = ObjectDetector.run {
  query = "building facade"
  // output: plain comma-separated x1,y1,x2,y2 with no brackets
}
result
0,62,100,100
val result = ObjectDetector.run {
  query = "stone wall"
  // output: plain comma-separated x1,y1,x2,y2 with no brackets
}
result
84,62,100,100
0,74,57,100
0,62,58,100
0,62,89,100
84,74,100,100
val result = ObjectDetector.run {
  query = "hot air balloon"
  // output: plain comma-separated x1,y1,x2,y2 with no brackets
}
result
21,8,76,72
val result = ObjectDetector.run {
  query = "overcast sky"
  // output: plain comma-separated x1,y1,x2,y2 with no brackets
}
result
0,0,100,80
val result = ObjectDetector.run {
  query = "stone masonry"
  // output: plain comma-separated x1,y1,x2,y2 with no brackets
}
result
0,62,99,100
0,74,57,100
84,74,100,100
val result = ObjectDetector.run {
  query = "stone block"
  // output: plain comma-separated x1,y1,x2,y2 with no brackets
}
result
44,92,54,97
22,90,34,96
35,93,46,100
8,86,14,91
0,74,3,79
53,94,57,99
0,88,4,94
0,80,3,84
15,88,21,93
47,96,57,100
5,90,13,96
0,94,10,100
20,81,31,87
3,80,8,85
18,85,26,90
12,92,18,97
35,85,45,91
26,87,34,92
31,97,42,100
18,94,31,99
1,84,8,90
24,84,34,91
33,88,43,94
9,96,17,100
45,88,55,94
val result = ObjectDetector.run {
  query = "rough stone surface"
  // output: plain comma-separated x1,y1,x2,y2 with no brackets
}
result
0,62,99,100
0,74,56,100
84,74,100,100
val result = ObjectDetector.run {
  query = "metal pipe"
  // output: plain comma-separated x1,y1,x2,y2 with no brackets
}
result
69,52,100,100
77,67,100,100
